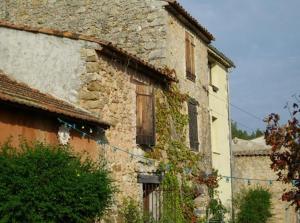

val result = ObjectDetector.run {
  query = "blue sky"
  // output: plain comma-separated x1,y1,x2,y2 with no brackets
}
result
178,0,300,132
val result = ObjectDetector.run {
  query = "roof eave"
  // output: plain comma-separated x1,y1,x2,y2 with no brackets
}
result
165,0,215,43
0,92,111,129
208,45,236,69
100,44,178,83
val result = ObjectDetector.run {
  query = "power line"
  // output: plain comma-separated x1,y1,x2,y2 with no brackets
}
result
205,86,263,122
207,96,259,132
232,120,258,133
230,103,263,122
209,106,257,132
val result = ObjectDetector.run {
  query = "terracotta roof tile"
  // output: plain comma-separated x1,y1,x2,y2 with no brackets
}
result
0,71,110,127
233,149,271,157
165,0,215,42
0,20,177,83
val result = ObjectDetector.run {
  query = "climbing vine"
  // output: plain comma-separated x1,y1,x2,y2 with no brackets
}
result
147,84,219,221
149,85,202,171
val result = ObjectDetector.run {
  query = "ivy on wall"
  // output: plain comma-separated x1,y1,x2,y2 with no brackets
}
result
149,85,202,172
147,84,218,221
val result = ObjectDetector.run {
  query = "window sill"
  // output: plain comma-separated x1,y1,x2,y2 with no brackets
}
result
186,73,196,82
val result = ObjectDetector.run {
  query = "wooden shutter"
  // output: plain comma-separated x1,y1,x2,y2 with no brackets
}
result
185,32,195,81
188,101,199,151
136,84,155,146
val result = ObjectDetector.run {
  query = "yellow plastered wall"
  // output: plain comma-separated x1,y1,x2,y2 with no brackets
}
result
209,62,233,213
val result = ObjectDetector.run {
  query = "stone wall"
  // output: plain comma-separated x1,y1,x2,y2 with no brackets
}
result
0,0,168,66
79,47,160,198
165,12,212,164
232,139,298,223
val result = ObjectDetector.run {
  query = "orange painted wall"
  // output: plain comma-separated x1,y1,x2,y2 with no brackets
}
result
0,103,100,159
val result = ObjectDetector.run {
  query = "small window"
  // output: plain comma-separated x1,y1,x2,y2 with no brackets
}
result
185,32,195,81
208,62,212,86
212,116,217,122
208,62,219,92
136,84,155,146
188,100,199,151
138,174,176,222
143,183,160,220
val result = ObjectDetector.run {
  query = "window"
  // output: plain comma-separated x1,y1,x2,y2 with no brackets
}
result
188,100,199,151
136,84,155,146
138,174,161,220
185,32,195,81
138,174,177,221
208,62,212,86
208,62,219,92
143,183,160,220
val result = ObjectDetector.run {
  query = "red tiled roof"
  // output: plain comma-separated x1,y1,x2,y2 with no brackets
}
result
233,149,271,157
0,20,177,82
0,71,110,127
165,0,215,42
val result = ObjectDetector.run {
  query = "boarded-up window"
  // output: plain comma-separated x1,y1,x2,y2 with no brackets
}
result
185,32,195,81
136,84,155,146
188,100,199,151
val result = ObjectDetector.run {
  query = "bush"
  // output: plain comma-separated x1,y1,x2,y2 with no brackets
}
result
121,198,143,223
0,141,115,223
235,187,272,223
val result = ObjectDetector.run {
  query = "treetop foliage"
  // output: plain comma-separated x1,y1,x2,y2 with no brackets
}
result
231,121,263,140
265,102,300,208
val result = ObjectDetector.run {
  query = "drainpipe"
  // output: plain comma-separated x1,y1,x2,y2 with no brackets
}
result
227,68,235,221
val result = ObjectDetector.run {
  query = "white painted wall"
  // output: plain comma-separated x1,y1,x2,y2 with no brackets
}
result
0,27,96,103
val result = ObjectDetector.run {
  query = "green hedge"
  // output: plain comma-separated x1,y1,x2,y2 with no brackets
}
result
0,141,115,223
236,187,272,223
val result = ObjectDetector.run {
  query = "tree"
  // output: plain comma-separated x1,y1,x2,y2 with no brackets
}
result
235,187,272,223
231,121,263,140
265,103,300,208
0,141,115,223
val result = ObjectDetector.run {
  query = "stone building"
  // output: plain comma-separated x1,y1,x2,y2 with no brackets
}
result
0,0,235,221
232,137,299,223
0,0,216,159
